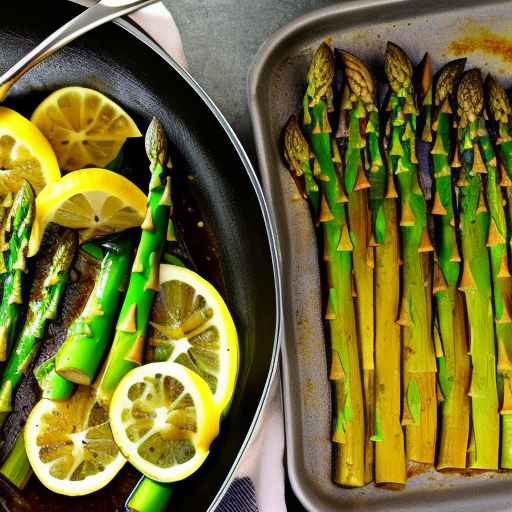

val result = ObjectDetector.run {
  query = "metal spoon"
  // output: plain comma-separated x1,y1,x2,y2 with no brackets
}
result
0,0,158,101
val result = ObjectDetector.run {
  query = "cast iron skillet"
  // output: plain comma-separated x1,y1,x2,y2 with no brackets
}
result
0,1,281,511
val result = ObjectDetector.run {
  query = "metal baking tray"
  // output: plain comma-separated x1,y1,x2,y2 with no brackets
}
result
249,0,512,510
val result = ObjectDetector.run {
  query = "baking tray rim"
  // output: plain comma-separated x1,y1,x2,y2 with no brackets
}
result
247,0,509,510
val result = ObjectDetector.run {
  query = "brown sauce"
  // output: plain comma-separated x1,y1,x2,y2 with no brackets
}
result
448,25,512,64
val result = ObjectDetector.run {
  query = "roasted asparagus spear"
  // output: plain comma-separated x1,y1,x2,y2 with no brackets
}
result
384,42,437,465
430,59,471,470
0,230,77,425
96,117,172,406
478,77,512,469
55,236,133,385
455,69,499,470
302,43,366,487
337,50,375,483
0,181,34,361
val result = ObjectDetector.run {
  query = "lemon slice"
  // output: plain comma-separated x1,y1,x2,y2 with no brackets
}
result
148,265,239,414
0,107,60,194
24,387,126,496
28,168,147,256
110,362,220,483
31,87,142,171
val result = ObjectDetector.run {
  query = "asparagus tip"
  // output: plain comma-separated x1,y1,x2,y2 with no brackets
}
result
145,117,168,166
339,50,376,107
57,230,78,268
283,115,310,175
306,43,335,106
384,41,413,93
435,59,466,106
457,69,484,126
485,73,512,123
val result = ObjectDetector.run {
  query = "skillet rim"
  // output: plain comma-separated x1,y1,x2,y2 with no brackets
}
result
35,2,284,510
107,14,283,512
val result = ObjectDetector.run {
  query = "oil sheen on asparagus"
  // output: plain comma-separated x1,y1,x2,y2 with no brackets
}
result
302,43,366,487
384,42,437,465
456,69,499,470
430,59,471,470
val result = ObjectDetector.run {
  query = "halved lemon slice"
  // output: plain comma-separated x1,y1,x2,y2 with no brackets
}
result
24,386,125,496
28,168,147,256
31,87,141,171
0,107,60,194
148,265,239,414
109,362,220,483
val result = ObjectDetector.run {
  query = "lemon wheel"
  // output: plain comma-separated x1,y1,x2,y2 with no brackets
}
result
109,362,220,483
28,168,147,255
24,387,125,496
149,265,239,413
31,87,141,171
0,107,60,194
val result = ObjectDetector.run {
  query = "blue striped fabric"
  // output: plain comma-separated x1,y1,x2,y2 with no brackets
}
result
217,478,259,512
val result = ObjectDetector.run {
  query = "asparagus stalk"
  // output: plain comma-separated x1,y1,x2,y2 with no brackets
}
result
0,230,76,424
0,430,31,489
96,117,171,406
32,242,107,400
430,59,471,470
55,236,133,385
303,43,366,487
0,181,35,361
384,42,437,464
34,355,75,400
125,239,186,512
455,69,499,470
126,478,173,512
477,74,512,469
337,50,375,483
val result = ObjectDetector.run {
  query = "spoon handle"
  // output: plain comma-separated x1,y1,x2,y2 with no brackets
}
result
0,0,158,100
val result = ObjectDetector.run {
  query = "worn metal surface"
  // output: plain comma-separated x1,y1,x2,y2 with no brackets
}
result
249,0,512,510
162,0,333,152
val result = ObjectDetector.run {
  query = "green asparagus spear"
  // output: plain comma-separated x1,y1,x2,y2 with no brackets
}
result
455,69,499,470
126,478,173,512
55,236,133,385
384,42,437,464
480,74,512,469
486,74,512,187
96,117,171,406
430,59,471,470
34,355,75,400
0,431,31,489
0,230,76,423
0,181,35,361
303,43,366,487
108,120,174,512
337,50,375,483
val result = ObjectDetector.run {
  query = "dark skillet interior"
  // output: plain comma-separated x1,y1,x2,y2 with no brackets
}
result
0,2,277,511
